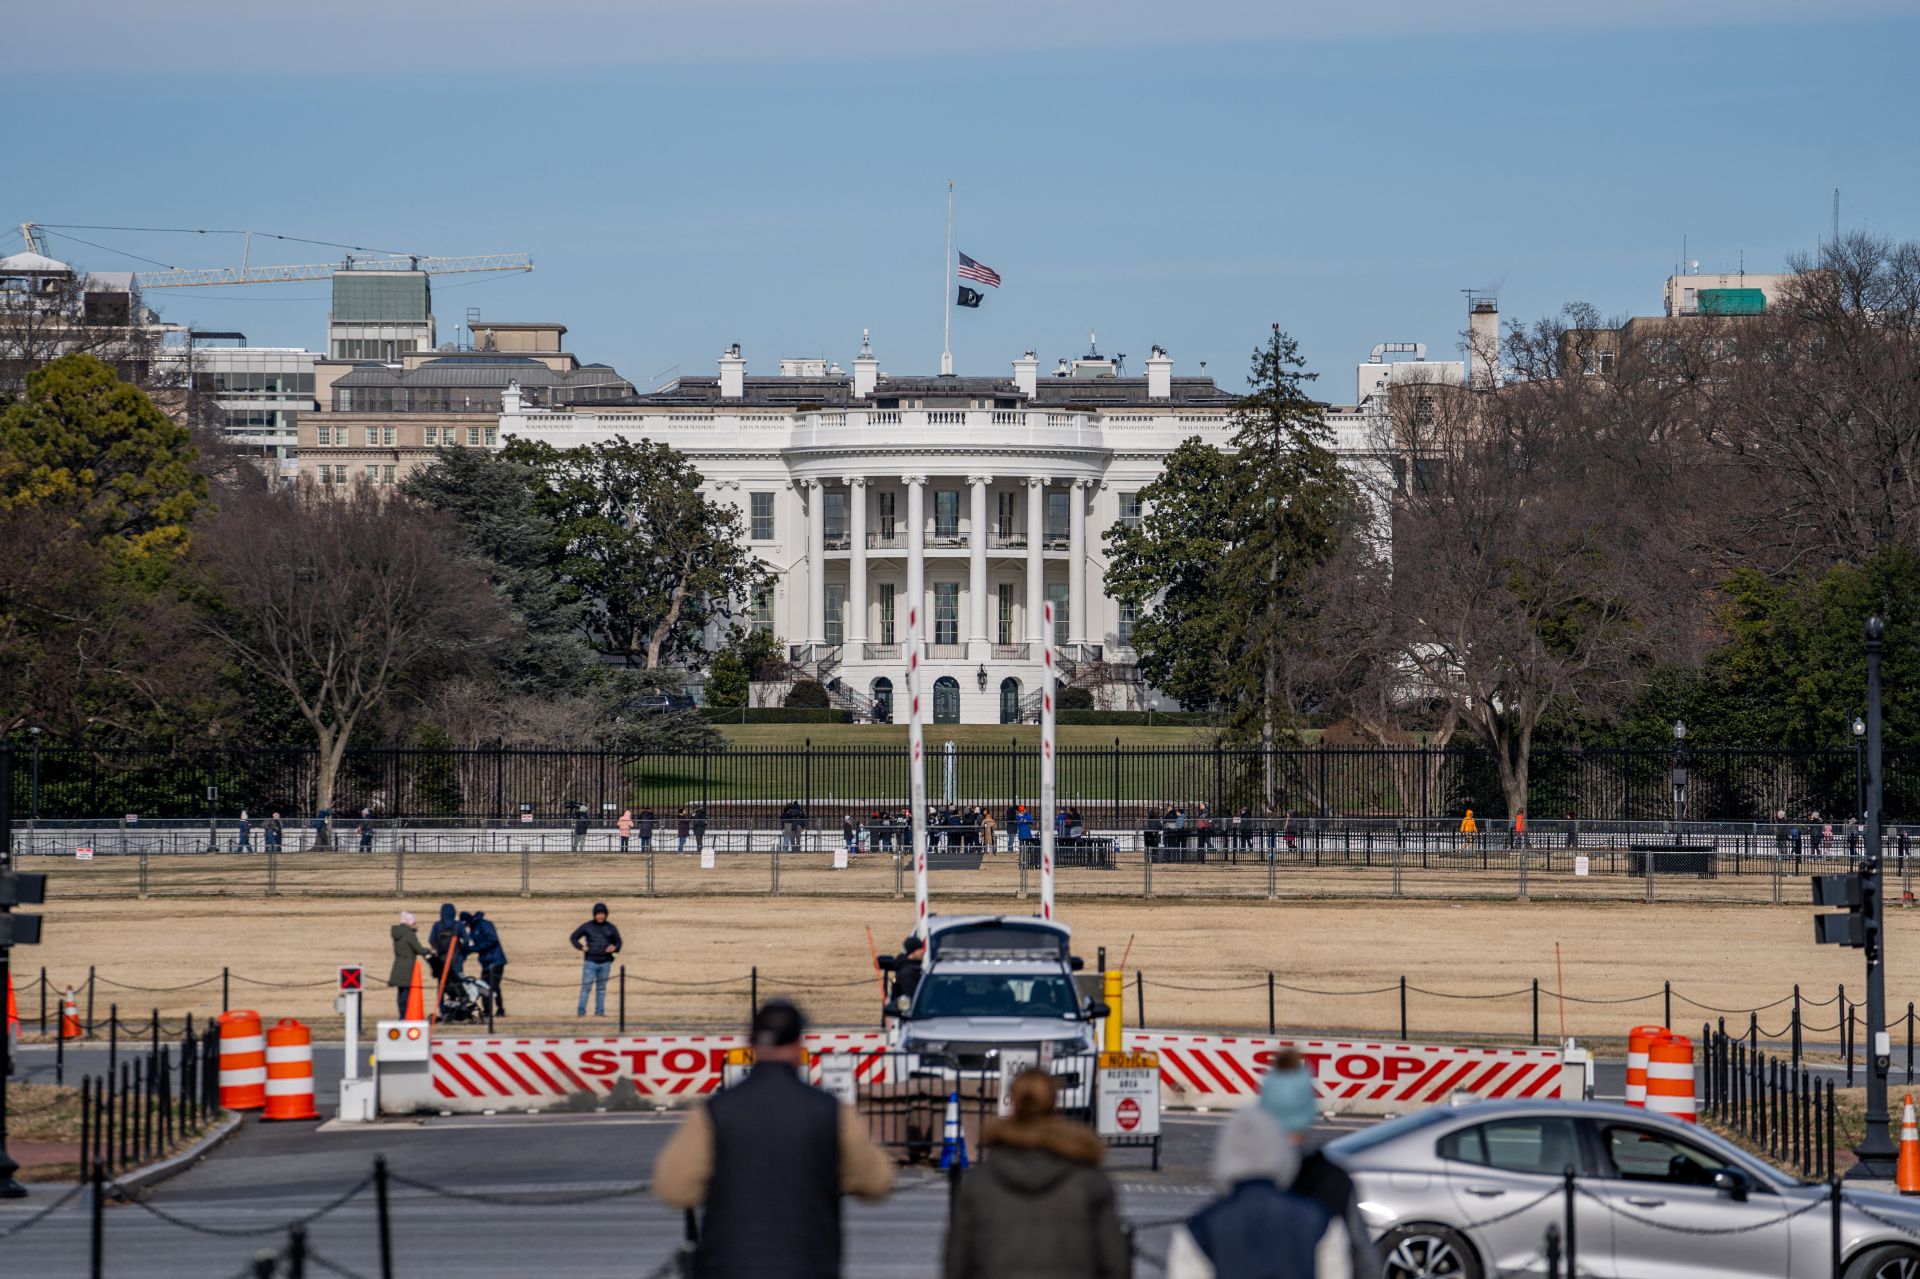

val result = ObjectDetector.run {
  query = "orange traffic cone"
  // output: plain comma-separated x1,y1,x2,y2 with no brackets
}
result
61,987,82,1039
1897,1095,1920,1195
404,956,426,1021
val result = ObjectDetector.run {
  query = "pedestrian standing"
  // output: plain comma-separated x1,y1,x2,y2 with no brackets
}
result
358,811,375,853
572,806,590,853
1511,809,1527,849
429,903,469,983
389,911,431,1017
1004,803,1020,854
237,810,252,853
312,808,331,851
980,808,996,853
842,814,858,859
943,1068,1128,1279
1458,808,1477,848
1258,1050,1379,1279
655,1000,894,1278
637,806,656,853
677,806,691,853
618,808,634,853
1566,810,1579,850
693,804,708,854
266,811,284,852
1167,1105,1354,1279
570,902,622,1017
467,910,508,1017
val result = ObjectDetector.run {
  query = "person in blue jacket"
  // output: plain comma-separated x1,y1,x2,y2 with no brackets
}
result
467,910,508,1017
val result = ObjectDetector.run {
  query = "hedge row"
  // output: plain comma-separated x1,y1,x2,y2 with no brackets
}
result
697,708,853,724
1057,711,1221,727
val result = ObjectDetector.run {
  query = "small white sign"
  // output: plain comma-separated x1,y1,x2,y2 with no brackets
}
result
700,846,716,870
816,1054,857,1106
832,844,849,870
520,813,533,824
75,847,94,861
1574,855,1591,877
124,814,138,825
997,1049,1039,1115
1096,1063,1161,1138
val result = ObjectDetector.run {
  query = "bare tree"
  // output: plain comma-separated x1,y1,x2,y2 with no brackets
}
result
194,483,507,817
1365,358,1702,816
1704,233,1920,574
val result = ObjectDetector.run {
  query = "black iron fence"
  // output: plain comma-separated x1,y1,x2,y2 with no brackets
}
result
16,743,1918,827
1701,1022,1838,1181
76,1017,221,1184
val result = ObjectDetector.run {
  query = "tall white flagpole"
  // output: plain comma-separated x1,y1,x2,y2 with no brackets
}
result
908,603,930,936
941,179,954,376
1040,601,1057,920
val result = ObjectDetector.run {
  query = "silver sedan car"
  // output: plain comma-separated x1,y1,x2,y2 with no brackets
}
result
1326,1098,1920,1279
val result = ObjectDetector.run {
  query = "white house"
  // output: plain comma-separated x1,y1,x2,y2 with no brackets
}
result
498,332,1448,724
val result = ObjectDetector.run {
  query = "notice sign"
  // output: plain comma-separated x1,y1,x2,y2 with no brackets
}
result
1096,1051,1160,1138
816,1053,857,1106
520,813,534,824
75,847,94,861
1574,855,1591,877
700,846,716,870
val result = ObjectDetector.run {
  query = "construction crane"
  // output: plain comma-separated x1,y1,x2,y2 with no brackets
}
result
16,223,532,288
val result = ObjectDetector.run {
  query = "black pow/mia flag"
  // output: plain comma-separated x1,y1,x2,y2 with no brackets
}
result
956,285,984,308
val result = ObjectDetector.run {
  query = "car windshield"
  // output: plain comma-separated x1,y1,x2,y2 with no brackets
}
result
913,972,1082,1019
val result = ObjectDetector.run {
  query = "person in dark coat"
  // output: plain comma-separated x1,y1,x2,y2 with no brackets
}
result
388,911,432,1017
943,1069,1129,1279
889,933,926,1012
569,902,622,1016
654,999,893,1278
467,910,508,1016
428,903,468,982
1167,1106,1349,1279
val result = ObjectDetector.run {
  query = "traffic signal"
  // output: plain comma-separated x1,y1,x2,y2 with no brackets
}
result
1814,871,1873,953
0,869,46,947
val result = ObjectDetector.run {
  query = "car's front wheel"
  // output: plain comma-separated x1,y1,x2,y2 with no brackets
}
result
1377,1224,1482,1279
1847,1244,1920,1279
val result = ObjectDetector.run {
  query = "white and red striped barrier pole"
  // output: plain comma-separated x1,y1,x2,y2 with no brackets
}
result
1040,601,1056,921
907,605,929,937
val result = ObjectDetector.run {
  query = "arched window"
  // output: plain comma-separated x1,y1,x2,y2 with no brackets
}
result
999,677,1022,724
870,677,893,724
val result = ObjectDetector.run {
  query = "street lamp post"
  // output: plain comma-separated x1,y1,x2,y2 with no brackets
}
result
1670,720,1688,833
26,728,38,830
1854,716,1867,826
1850,616,1898,1178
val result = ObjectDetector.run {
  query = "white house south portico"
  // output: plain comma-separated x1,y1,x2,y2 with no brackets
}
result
497,333,1407,723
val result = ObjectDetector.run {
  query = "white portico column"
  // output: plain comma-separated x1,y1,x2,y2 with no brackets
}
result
968,475,991,658
845,477,868,646
1068,479,1090,646
804,479,826,646
904,475,927,654
1025,476,1047,646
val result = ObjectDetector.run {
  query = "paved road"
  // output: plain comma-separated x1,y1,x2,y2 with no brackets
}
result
0,1100,1330,1277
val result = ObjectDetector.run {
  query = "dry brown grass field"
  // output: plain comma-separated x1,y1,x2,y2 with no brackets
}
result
25,882,1916,1045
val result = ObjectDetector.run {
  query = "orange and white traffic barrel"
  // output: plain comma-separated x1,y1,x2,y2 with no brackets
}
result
263,1019,320,1121
217,1009,268,1111
1645,1033,1697,1123
61,988,83,1040
1625,1025,1668,1108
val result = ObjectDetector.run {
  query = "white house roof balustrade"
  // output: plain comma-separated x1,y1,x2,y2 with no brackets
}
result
493,333,1410,724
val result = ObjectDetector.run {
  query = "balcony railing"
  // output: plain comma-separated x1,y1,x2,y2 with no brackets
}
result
866,532,904,550
928,643,967,659
992,644,1030,660
862,642,900,661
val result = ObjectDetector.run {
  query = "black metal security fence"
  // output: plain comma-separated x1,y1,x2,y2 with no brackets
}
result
17,742,1919,827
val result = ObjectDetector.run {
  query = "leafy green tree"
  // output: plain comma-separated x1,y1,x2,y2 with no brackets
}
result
1104,328,1355,761
503,438,767,669
0,353,206,571
1103,439,1238,709
785,679,830,708
705,627,784,708
403,446,601,697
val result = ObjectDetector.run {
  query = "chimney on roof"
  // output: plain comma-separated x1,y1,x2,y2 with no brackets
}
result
1145,345,1173,400
852,329,878,398
718,343,746,399
1467,298,1499,390
1011,350,1038,398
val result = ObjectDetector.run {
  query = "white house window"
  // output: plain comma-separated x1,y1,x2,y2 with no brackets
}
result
1047,583,1069,645
1119,492,1142,530
996,491,1017,538
878,584,896,645
824,491,847,543
824,585,845,646
934,490,960,539
1046,492,1069,541
1118,601,1137,645
997,584,1015,645
750,492,775,541
750,586,774,634
877,492,897,541
934,583,959,645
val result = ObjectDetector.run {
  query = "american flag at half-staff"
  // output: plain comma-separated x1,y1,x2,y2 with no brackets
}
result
957,252,1001,289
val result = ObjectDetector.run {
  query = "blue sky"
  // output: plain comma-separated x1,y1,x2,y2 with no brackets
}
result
9,1,1916,396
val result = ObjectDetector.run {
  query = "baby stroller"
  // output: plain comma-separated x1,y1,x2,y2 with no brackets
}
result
439,972,494,1025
